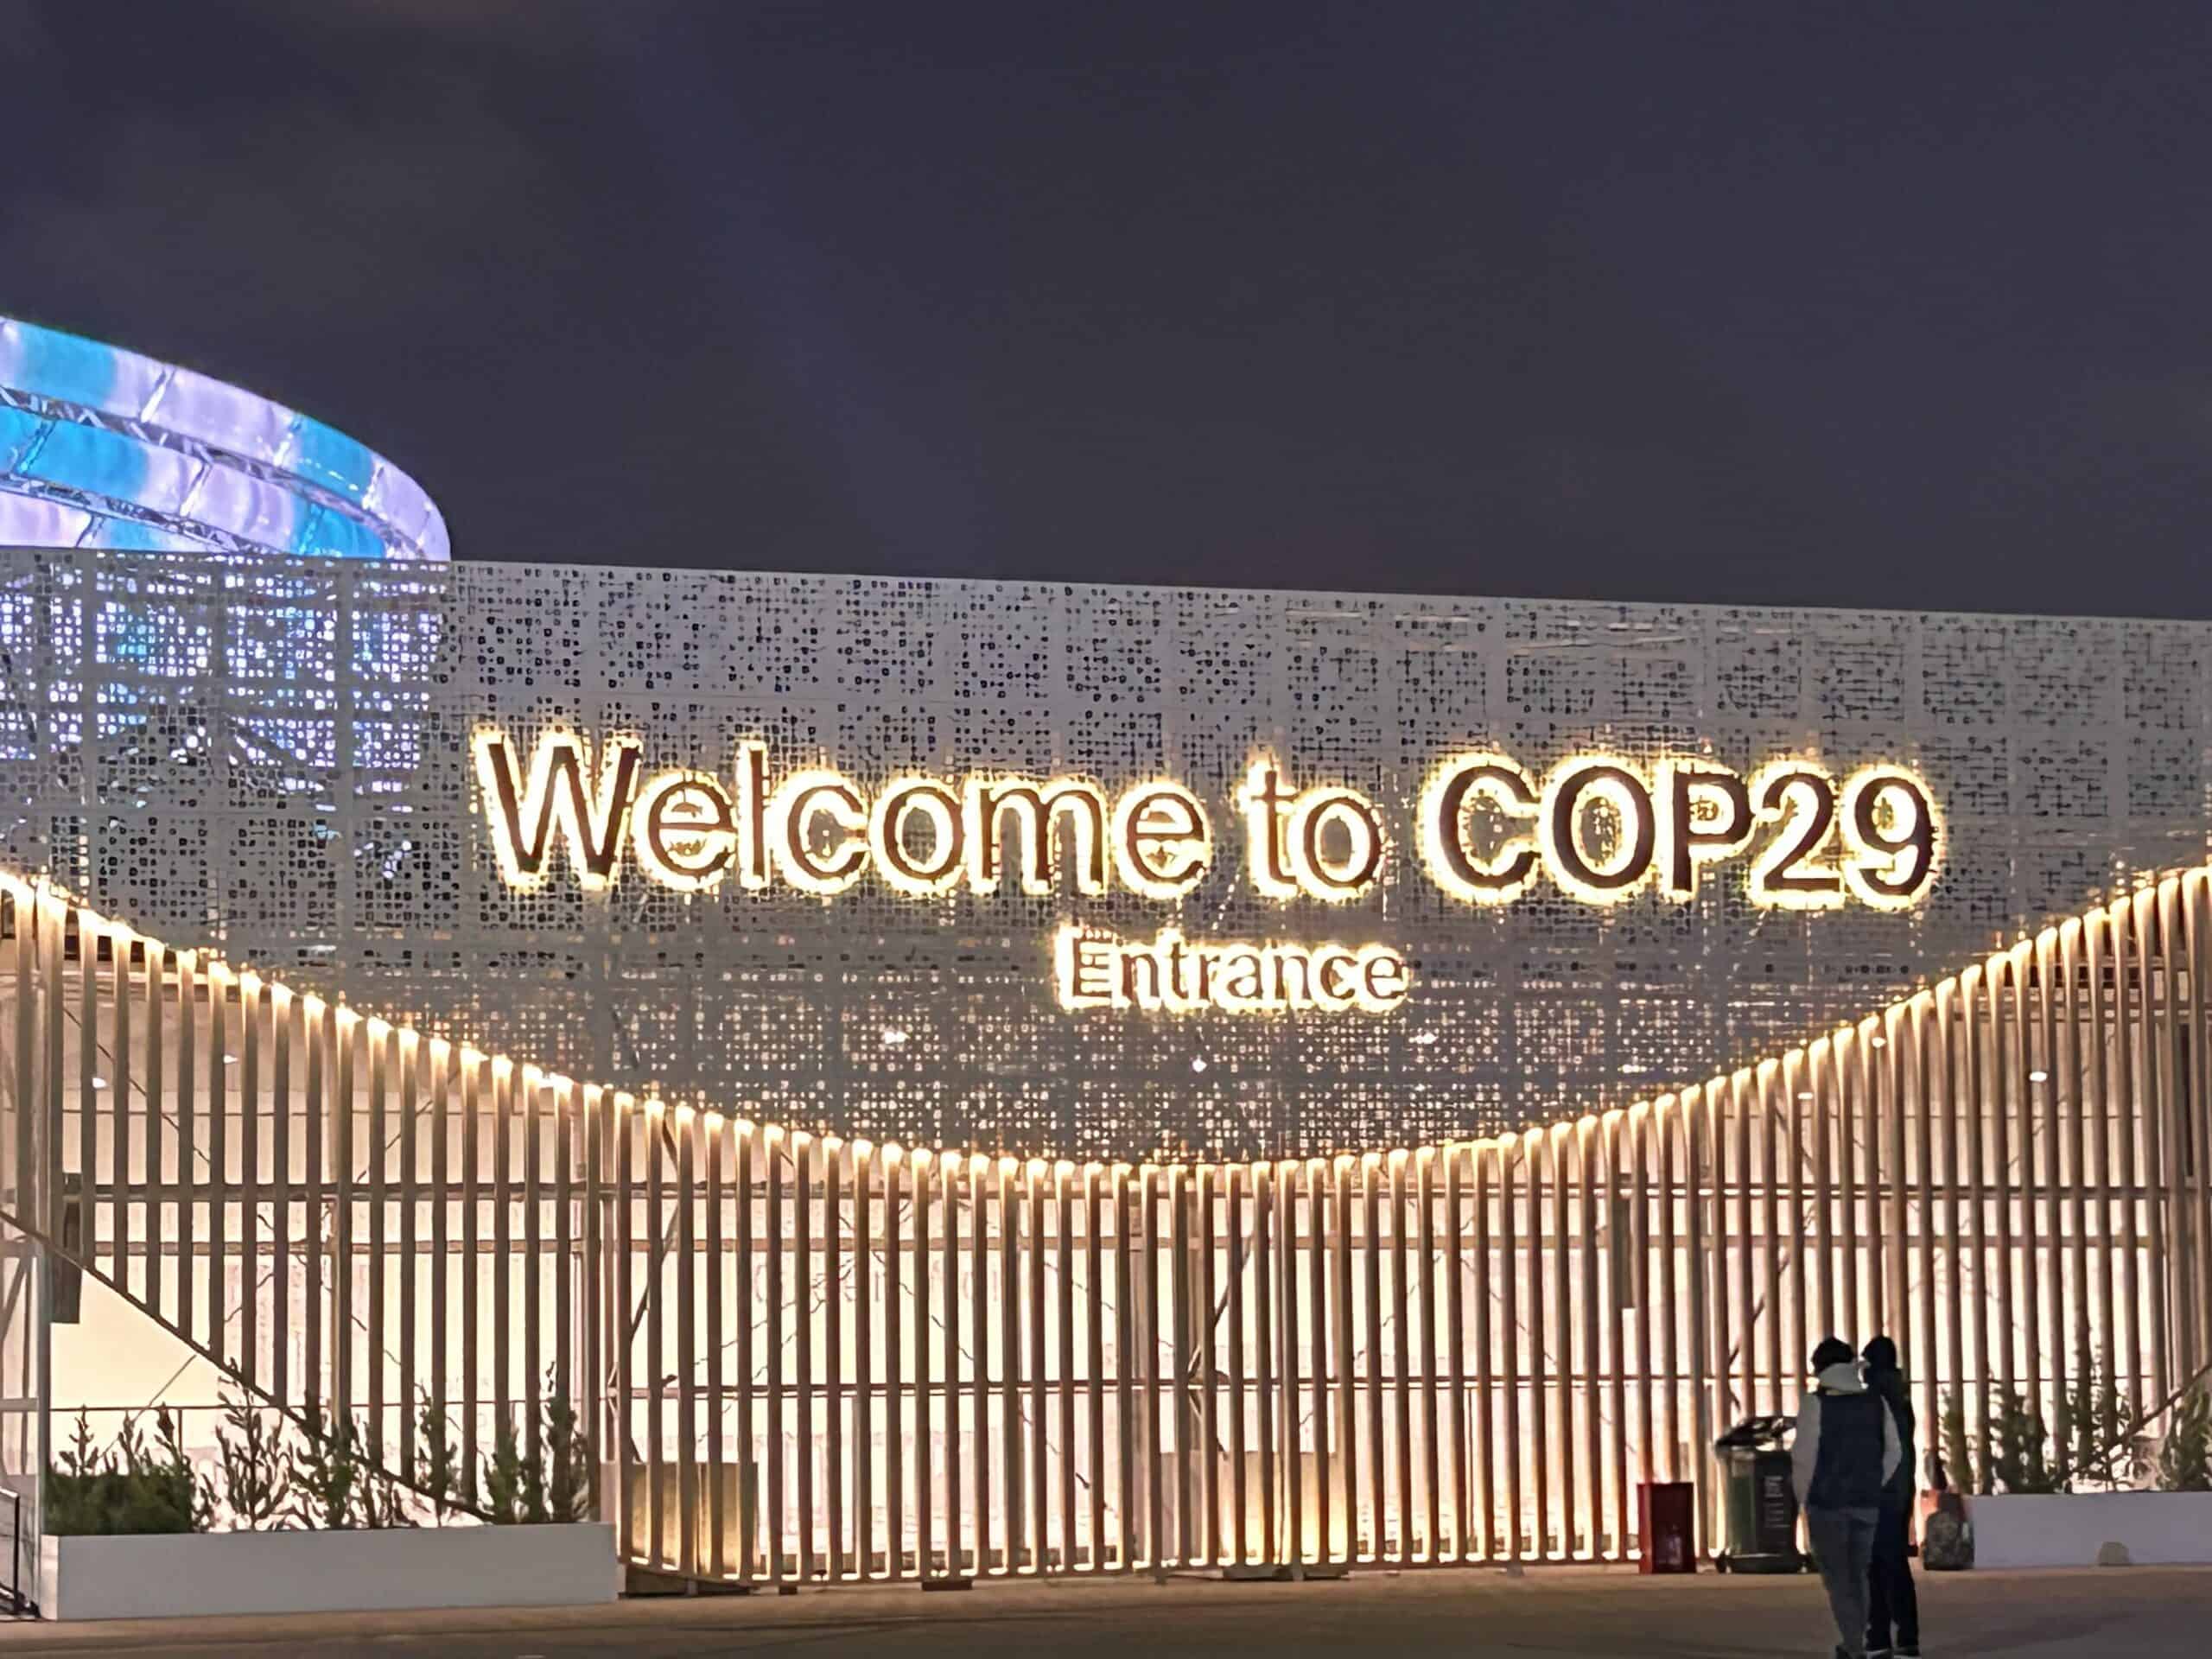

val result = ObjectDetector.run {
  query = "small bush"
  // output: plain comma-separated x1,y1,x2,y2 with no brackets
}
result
2158,1387,2211,1493
45,1408,205,1536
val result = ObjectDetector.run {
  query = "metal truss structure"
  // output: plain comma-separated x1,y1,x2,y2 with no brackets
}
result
0,862,2206,1581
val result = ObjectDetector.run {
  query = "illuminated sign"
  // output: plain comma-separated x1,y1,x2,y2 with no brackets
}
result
473,728,1942,1014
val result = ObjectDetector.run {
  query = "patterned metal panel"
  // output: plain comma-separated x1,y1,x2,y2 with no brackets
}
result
2,544,2206,1159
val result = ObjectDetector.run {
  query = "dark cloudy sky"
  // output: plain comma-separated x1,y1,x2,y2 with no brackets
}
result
8,2,2212,614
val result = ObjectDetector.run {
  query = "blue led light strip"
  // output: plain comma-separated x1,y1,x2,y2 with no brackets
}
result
0,315,445,563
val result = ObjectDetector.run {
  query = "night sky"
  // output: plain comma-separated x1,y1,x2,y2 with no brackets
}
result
10,2,2212,616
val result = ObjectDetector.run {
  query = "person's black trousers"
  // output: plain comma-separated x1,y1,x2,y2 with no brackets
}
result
1866,1501,1920,1654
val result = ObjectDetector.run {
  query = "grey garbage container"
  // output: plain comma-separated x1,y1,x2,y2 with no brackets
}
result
1713,1414,1805,1573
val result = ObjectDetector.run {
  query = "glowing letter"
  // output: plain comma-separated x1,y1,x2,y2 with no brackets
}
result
870,777,965,895
474,728,643,892
1112,783,1211,899
1541,758,1656,903
633,769,738,892
963,778,1109,895
1421,753,1541,904
1658,760,1753,900
772,770,869,894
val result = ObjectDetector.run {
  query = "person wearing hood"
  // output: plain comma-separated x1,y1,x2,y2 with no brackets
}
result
1860,1336,1921,1658
1792,1337,1902,1659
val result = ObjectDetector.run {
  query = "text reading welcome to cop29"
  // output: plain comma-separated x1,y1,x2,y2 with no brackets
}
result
473,728,1940,1016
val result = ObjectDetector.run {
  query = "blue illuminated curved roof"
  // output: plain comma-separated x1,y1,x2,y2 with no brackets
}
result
0,315,445,562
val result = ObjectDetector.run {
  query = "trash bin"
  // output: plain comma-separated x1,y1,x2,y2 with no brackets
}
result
1637,1480,1697,1573
1713,1414,1804,1573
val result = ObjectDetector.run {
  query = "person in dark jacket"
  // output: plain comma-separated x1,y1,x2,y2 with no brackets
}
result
1792,1337,1901,1659
1862,1336,1921,1658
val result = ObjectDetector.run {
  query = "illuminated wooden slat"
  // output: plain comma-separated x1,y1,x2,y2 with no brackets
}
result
2111,903,2145,1421
1497,1141,1520,1560
1084,1163,1105,1570
819,1137,840,1580
645,1105,669,1572
1686,1087,1718,1546
1627,1106,1652,1543
1195,1165,1219,1567
1308,1160,1332,1566
909,1147,929,1580
798,1134,818,1582
1984,962,2015,1416
270,988,291,1410
612,1096,635,1563
581,1084,604,1534
764,1125,785,1581
1526,1129,1551,1559
490,1059,512,1443
1758,1063,1782,1419
1414,1149,1439,1563
1389,1153,1414,1562
12,893,37,1278
735,1120,756,1581
1885,1005,1911,1376
458,1057,480,1503
1114,1162,1135,1573
76,918,97,1289
940,1153,961,1576
1443,1144,1468,1562
1001,1158,1023,1569
1142,1165,1166,1570
1655,1099,1679,1489
1250,1161,1274,1569
110,927,134,1309
1578,1122,1604,1559
330,1001,353,1425
206,963,228,1370
971,1155,993,1573
1221,1159,1238,1566
1601,1115,1627,1564
302,996,325,1419
1550,1127,1576,1557
2139,888,2175,1403
1959,964,1992,1480
677,1111,699,1578
1362,1155,1386,1560
175,952,197,1351
1274,1161,1300,1570
523,1067,547,1468
365,1019,389,1452
1056,1163,1076,1573
1332,1157,1357,1561
241,973,265,1392
141,941,165,1329
428,1049,448,1492
1169,1166,1193,1567
2004,948,2039,1414
553,1077,574,1486
703,1116,727,1578
397,1032,418,1471
2034,931,2064,1423
1911,993,1938,1444
2187,876,2212,1378
1781,1053,1807,1399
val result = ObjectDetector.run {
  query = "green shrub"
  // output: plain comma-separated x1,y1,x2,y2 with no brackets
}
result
483,1387,593,1524
45,1408,206,1536
1990,1387,2059,1495
2158,1387,2211,1492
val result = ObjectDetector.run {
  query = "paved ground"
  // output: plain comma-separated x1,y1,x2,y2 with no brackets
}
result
1,1565,2208,1657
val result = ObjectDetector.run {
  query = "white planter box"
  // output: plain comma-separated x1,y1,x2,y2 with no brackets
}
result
37,1521,618,1621
1970,1492,2212,1568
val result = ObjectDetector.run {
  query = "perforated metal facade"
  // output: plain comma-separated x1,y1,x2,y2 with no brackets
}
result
1,544,2205,1159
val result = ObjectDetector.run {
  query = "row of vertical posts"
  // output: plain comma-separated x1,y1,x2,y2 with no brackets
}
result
1,866,2207,1580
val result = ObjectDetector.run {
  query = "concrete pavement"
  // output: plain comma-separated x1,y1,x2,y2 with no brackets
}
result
0,1564,2206,1656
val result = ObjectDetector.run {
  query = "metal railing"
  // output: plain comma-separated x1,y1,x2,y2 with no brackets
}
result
0,862,2207,1582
